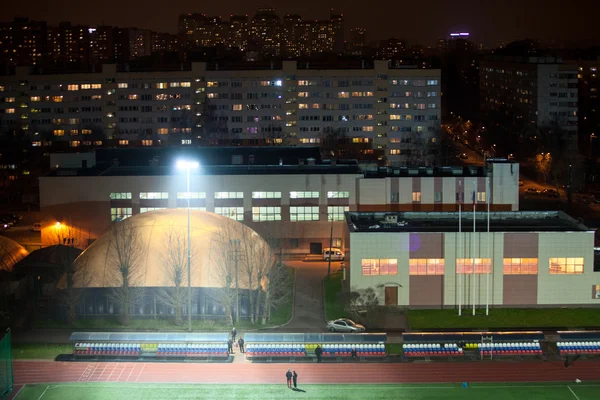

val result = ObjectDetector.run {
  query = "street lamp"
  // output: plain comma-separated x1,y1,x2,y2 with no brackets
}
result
176,159,199,332
320,210,335,277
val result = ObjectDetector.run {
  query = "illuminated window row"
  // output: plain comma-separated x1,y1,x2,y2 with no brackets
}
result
549,258,584,274
140,192,168,199
252,207,282,222
362,259,398,276
290,191,319,199
503,258,538,275
327,191,350,199
140,207,166,213
327,206,349,221
214,207,244,221
110,208,132,222
177,192,206,199
409,259,445,275
110,192,132,200
252,191,282,199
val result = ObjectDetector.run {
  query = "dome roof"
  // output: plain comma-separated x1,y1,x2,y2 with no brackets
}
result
0,236,29,272
73,209,270,288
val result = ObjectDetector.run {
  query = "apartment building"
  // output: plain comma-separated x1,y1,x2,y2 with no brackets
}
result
0,60,441,165
480,55,579,134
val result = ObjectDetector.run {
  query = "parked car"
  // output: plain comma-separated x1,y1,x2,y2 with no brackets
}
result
542,189,560,198
323,248,345,261
0,216,14,227
525,188,540,195
326,318,366,333
458,153,468,160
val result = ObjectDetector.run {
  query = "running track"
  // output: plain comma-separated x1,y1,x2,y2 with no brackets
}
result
12,359,600,386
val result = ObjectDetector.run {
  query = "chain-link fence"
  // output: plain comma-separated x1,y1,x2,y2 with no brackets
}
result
0,329,13,398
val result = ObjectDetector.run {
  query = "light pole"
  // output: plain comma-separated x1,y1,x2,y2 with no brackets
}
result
321,210,335,277
176,159,199,332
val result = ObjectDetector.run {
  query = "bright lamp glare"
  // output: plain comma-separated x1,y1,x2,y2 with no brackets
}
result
176,160,199,170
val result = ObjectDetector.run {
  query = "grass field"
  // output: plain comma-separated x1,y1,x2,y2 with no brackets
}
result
323,271,345,321
12,382,600,400
11,343,73,359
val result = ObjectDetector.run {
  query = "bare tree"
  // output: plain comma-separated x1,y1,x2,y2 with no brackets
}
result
209,224,238,325
107,221,145,325
261,257,293,323
320,127,348,159
155,228,193,325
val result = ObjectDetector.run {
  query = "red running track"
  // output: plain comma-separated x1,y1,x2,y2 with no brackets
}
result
12,359,600,386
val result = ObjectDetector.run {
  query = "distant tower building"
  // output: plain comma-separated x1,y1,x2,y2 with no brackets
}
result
349,28,367,56
250,8,282,57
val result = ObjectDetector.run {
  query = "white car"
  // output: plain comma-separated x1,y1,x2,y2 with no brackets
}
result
326,318,365,333
323,248,345,261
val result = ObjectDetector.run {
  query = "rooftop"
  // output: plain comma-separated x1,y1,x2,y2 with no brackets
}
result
346,211,592,233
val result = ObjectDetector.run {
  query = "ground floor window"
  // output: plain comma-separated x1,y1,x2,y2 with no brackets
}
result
361,259,398,276
549,258,584,274
214,206,244,221
503,258,538,274
110,207,132,221
327,206,349,221
456,258,492,274
409,259,444,275
252,206,282,222
140,207,166,213
290,206,319,221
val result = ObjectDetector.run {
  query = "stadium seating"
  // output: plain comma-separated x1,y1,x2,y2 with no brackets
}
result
245,343,306,357
478,342,542,356
244,342,386,359
557,341,600,355
73,342,141,356
402,343,464,357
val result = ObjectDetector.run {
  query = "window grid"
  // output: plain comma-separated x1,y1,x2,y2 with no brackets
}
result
327,191,350,198
110,207,132,221
412,191,421,202
290,206,319,221
214,207,244,221
549,258,584,274
409,259,445,275
252,191,282,199
110,192,132,200
456,258,492,274
327,206,350,221
215,192,243,199
477,192,487,202
177,207,207,211
503,258,538,275
361,259,398,276
140,207,166,213
139,192,168,199
177,192,206,199
252,206,282,222
290,191,319,199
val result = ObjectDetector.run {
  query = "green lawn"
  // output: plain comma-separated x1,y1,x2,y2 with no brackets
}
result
408,308,600,330
323,271,346,321
11,343,73,360
13,382,600,400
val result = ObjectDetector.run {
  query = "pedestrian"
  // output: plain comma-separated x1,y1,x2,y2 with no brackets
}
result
227,338,233,354
286,369,293,389
231,327,237,342
292,370,298,389
315,345,322,363
564,355,569,368
238,337,245,353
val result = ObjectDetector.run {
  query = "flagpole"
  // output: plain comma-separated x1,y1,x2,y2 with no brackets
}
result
458,181,462,316
486,178,491,316
472,180,476,316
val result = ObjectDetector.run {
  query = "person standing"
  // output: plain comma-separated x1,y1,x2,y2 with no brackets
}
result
286,369,293,388
315,345,322,362
351,348,357,360
564,355,569,368
292,370,298,389
238,337,245,353
231,327,237,342
227,338,233,354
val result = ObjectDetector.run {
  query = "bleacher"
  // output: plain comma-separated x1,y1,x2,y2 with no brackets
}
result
403,331,544,358
557,331,600,356
244,333,387,362
67,332,231,362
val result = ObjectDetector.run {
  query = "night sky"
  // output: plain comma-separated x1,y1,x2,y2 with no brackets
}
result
4,0,599,47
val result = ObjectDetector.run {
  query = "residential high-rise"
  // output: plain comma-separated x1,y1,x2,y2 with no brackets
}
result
250,8,282,57
348,28,367,56
0,60,441,166
573,59,600,154
0,18,47,66
228,15,249,51
89,26,115,64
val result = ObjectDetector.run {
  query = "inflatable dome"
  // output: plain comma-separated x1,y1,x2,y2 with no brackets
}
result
72,209,270,289
0,236,29,272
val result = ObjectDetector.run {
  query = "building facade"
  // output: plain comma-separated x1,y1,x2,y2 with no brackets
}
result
346,211,599,308
480,55,579,134
0,61,441,165
38,149,518,253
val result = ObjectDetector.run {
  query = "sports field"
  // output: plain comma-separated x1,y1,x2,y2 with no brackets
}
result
12,382,600,400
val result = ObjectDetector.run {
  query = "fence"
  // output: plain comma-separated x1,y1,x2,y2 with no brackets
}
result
0,329,13,398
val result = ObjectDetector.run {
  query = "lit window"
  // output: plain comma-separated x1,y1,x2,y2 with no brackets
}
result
252,206,282,222
298,104,308,109
157,128,169,134
110,207,132,221
214,207,244,221
140,192,169,199
503,258,538,275
5,108,15,114
290,206,319,222
549,258,584,274
67,84,79,91
128,94,138,100
69,129,79,135
362,126,373,132
81,129,92,135
456,258,492,274
118,140,129,146
232,104,243,111
118,83,128,89
215,192,243,199
110,192,132,200
181,82,191,87
338,92,349,98
327,191,350,198
390,149,401,155
290,191,319,199
181,139,191,145
412,192,421,202
5,97,15,103
427,80,439,86
70,141,80,147
30,96,41,102
206,81,219,87
140,207,166,213
156,82,167,89
252,192,282,199
177,192,206,199
327,206,349,221
361,259,398,276
52,96,63,103
477,192,487,202
409,259,445,275
81,84,91,89
32,141,41,147
53,129,65,136
169,82,180,88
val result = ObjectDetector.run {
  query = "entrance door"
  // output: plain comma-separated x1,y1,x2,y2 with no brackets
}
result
385,286,398,306
309,242,323,254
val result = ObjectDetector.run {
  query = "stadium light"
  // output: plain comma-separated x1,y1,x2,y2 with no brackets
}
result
176,159,200,332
